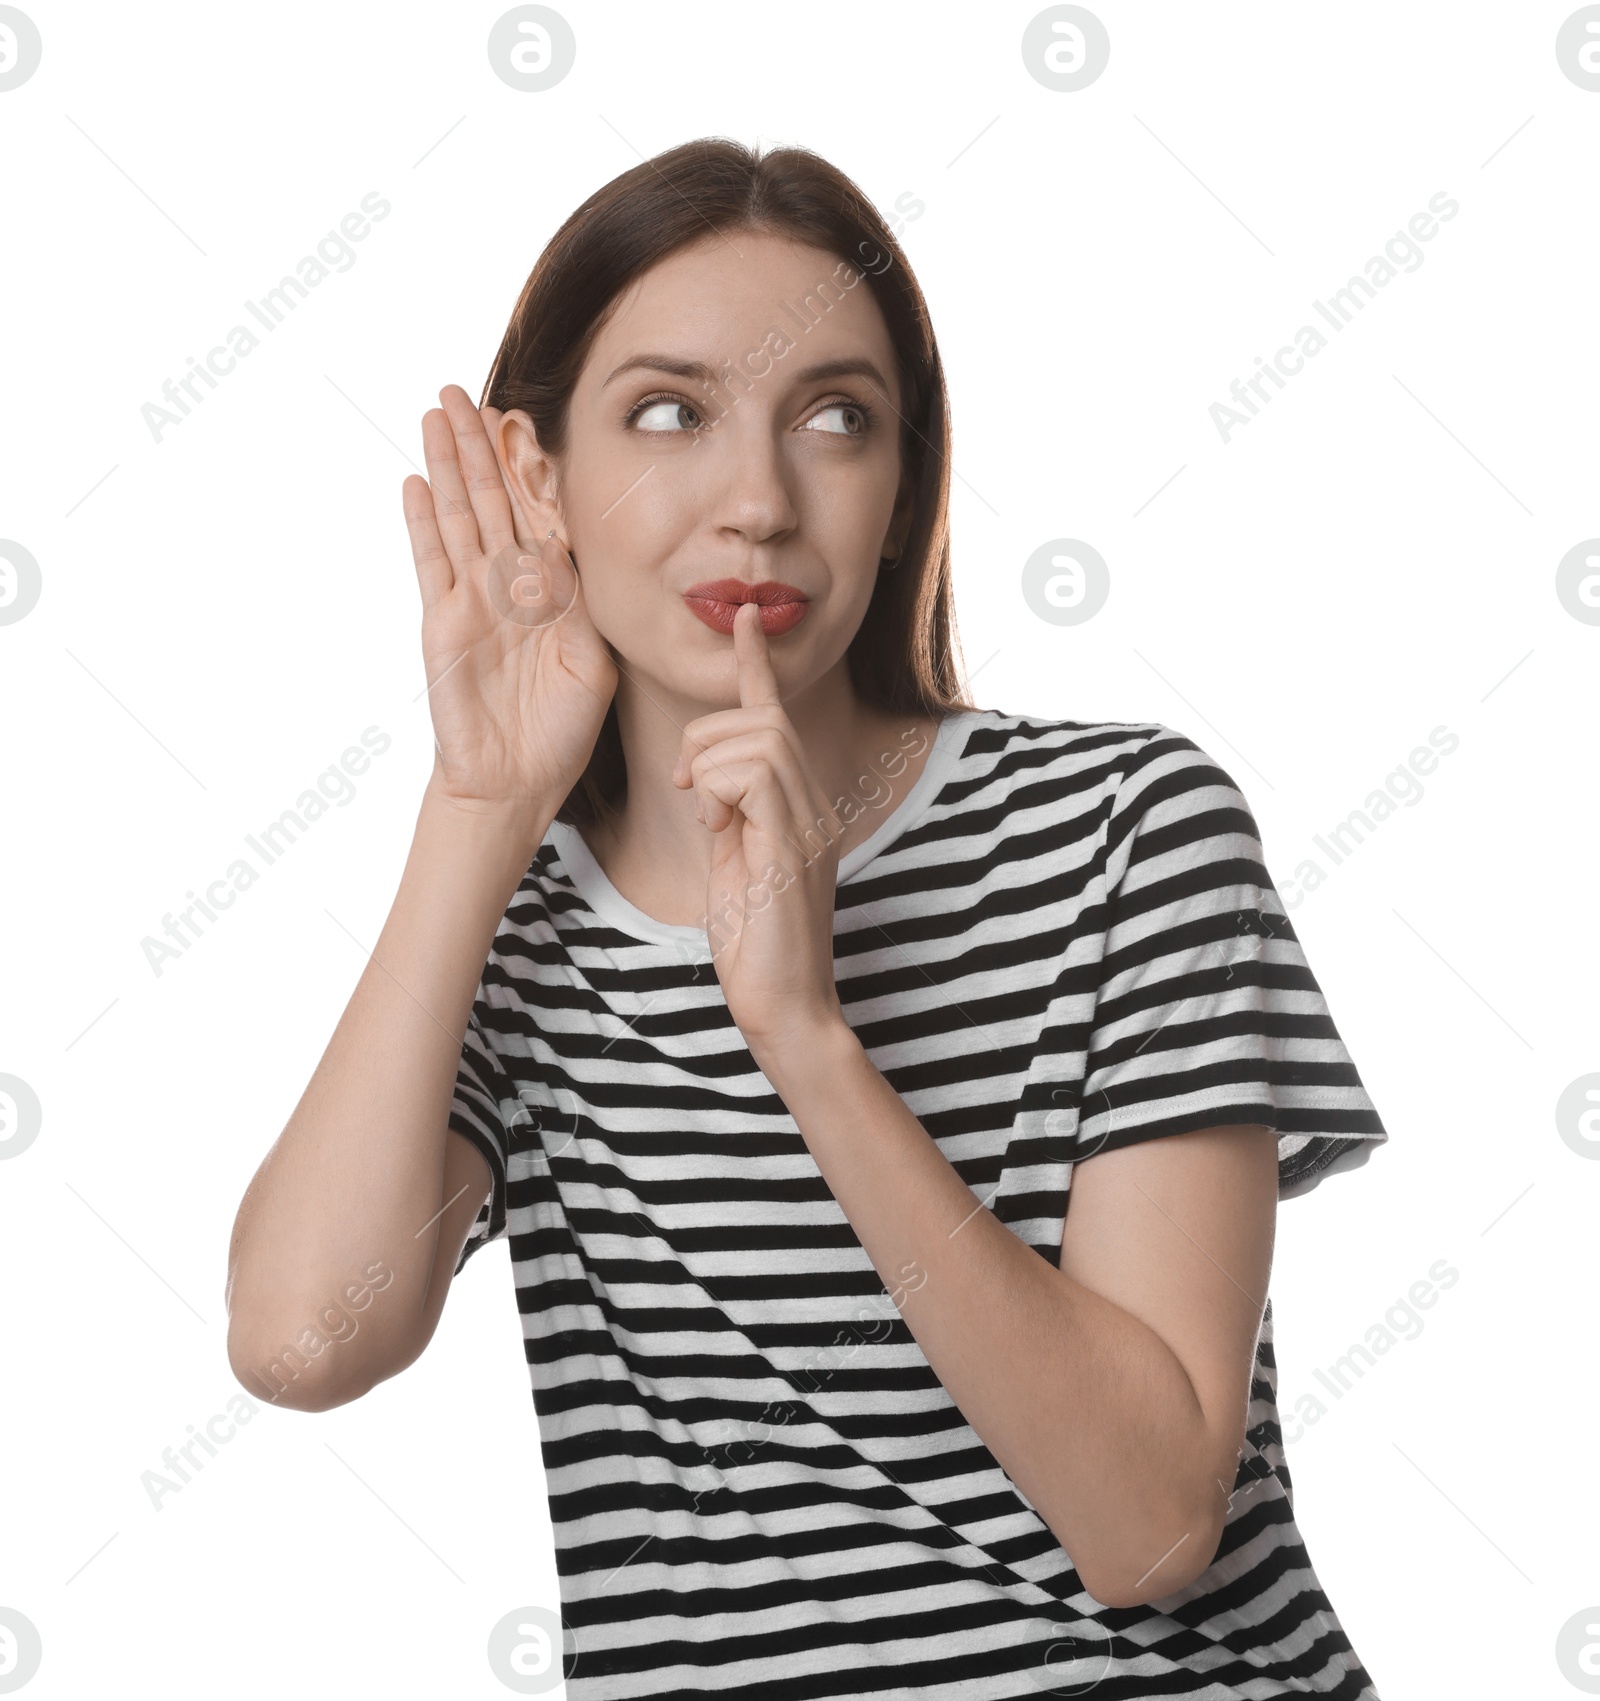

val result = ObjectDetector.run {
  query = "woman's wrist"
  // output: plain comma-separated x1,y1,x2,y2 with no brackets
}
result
747,1010,862,1101
416,771,560,885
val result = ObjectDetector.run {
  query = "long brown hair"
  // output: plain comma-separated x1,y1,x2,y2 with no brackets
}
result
479,137,976,831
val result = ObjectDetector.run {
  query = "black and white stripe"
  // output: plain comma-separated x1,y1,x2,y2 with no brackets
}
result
449,712,1387,1699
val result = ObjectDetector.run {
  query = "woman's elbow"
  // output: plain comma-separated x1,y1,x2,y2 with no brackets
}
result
1075,1503,1225,1610
224,1319,379,1413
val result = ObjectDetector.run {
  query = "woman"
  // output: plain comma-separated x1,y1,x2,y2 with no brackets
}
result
226,138,1389,1698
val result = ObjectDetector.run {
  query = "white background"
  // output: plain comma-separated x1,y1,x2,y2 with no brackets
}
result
2,2,1595,1696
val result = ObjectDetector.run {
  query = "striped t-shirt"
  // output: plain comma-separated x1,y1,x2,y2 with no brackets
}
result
449,710,1389,1700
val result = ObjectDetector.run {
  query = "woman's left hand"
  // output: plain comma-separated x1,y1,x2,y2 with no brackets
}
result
672,600,847,1062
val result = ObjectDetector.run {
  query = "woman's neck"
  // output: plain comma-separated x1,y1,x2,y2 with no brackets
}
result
580,684,944,931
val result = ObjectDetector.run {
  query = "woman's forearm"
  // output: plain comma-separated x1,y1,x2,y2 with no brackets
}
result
754,1019,1225,1609
224,772,554,1405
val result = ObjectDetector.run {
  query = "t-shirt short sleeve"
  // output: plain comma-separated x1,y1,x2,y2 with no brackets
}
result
448,1006,512,1273
1072,723,1388,1200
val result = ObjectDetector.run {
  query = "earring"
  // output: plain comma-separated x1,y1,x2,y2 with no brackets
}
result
549,528,578,572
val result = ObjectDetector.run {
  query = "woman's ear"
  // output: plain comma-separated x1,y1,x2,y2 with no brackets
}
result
884,474,916,562
485,405,563,548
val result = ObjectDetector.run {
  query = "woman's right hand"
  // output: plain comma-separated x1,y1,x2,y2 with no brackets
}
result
403,385,618,824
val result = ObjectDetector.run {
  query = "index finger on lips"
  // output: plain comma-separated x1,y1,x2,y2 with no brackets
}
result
734,599,783,712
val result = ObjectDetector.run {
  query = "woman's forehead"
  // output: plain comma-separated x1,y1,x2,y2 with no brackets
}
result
586,233,896,379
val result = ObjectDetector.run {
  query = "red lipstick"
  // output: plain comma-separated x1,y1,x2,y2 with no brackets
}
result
682,578,810,636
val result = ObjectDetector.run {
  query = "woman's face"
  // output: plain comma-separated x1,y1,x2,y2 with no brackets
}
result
522,229,910,709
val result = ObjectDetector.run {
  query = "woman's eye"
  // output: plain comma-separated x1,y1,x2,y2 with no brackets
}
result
803,401,870,437
633,399,703,434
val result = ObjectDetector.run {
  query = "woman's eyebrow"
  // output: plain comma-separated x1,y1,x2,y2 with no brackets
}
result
601,353,890,393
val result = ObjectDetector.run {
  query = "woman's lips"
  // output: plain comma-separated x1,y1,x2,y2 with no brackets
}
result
682,578,810,636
